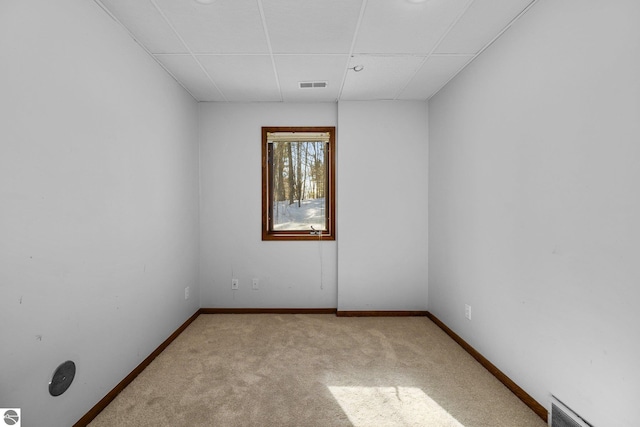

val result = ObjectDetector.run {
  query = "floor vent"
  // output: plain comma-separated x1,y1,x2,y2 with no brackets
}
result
299,81,327,89
550,396,593,427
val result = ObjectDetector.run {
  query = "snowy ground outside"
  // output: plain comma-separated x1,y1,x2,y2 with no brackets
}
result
273,198,326,231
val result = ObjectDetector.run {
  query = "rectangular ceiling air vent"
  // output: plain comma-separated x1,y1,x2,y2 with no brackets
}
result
299,81,327,89
550,396,593,427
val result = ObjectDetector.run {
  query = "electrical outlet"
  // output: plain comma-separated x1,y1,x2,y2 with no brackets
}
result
252,278,259,290
465,304,472,320
184,286,190,300
232,278,239,290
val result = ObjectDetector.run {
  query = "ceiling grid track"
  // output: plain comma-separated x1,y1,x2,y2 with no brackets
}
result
337,0,369,101
470,0,540,60
417,0,541,101
149,0,228,102
393,0,476,100
257,0,283,102
92,0,200,101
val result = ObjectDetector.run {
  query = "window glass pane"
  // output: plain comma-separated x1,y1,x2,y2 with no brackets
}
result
269,137,328,231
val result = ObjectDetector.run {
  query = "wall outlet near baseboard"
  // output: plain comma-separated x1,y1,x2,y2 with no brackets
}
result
232,278,239,290
252,278,259,290
465,304,471,320
184,286,190,300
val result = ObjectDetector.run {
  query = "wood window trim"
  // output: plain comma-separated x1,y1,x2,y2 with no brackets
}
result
262,126,336,241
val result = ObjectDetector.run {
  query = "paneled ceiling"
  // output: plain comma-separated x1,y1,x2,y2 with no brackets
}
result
95,0,537,102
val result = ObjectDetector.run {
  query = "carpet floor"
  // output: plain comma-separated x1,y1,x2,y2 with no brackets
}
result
88,314,547,427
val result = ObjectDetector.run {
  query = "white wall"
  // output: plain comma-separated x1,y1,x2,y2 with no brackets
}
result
199,103,338,308
199,101,429,312
0,1,200,426
428,1,640,426
337,101,428,311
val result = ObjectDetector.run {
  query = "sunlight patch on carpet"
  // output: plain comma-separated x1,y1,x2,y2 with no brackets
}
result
327,386,465,427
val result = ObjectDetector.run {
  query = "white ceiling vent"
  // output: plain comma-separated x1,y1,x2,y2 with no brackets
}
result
299,81,328,89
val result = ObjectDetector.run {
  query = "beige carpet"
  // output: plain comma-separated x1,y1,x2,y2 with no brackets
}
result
89,314,546,427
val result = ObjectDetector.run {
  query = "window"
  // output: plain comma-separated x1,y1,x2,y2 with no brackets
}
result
262,127,335,241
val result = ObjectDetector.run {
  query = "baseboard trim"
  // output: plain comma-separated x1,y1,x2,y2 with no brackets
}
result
336,310,429,317
426,312,548,422
200,308,337,314
73,309,202,427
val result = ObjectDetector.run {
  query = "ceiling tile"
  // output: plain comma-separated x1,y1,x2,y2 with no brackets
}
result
435,0,534,54
154,54,225,102
262,0,363,54
354,0,469,55
398,54,472,100
341,55,425,101
275,55,348,102
98,0,187,53
95,0,542,103
153,0,268,54
197,55,281,102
